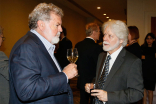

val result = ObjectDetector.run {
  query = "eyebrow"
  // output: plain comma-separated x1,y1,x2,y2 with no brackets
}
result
56,22,61,25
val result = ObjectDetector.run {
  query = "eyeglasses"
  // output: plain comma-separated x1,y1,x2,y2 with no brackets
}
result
2,37,5,41
0,36,5,41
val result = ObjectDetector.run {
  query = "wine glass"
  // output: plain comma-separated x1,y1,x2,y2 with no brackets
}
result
90,83,96,94
67,48,78,63
90,83,97,103
67,48,79,77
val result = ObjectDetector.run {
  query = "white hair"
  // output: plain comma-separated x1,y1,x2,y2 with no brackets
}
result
28,3,63,29
102,20,129,47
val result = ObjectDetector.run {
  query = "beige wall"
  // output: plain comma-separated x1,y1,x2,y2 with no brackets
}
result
60,5,87,48
127,0,156,45
3,0,156,57
0,0,87,57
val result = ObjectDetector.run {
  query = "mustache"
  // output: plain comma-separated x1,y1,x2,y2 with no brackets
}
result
103,41,109,45
56,32,60,37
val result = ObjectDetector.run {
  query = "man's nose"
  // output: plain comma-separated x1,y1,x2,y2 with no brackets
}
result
103,35,107,41
59,26,63,32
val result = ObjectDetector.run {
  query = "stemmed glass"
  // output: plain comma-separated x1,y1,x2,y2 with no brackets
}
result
67,48,79,77
67,48,78,63
90,83,96,94
90,83,97,103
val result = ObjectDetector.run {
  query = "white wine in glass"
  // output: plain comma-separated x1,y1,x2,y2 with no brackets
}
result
67,48,78,63
67,48,79,77
67,56,78,63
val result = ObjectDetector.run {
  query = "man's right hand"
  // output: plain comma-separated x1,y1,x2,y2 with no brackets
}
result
63,63,78,79
85,83,94,93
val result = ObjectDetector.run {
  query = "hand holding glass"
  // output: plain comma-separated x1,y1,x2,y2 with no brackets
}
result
90,83,97,94
67,48,79,77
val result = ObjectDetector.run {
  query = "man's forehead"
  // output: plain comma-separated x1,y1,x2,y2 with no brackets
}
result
104,27,112,33
104,28,117,36
50,12,62,18
50,13,62,24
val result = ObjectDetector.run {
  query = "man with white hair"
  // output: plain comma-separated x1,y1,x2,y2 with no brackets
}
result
9,3,77,104
85,20,143,104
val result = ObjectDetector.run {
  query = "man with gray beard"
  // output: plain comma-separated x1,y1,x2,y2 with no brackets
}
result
9,3,77,104
85,20,143,104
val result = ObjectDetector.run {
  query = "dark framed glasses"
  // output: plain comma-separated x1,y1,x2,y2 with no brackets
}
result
2,37,5,41
0,36,5,41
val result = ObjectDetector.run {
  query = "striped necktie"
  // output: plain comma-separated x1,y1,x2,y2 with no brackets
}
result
95,55,111,104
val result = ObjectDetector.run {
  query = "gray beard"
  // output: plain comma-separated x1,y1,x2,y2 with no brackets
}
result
103,40,120,52
51,32,60,44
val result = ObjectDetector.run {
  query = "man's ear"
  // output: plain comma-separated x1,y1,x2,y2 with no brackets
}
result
37,20,45,31
120,39,124,44
92,31,96,36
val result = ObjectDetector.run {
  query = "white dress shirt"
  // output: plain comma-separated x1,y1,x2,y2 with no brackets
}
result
101,46,123,75
30,29,68,82
86,37,95,42
102,46,123,104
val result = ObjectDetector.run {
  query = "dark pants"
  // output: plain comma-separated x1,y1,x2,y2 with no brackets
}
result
131,99,143,104
80,89,93,104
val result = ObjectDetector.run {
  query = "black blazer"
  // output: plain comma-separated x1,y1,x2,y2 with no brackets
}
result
55,37,72,69
95,48,144,104
75,38,103,90
125,42,142,59
9,31,73,104
141,46,156,81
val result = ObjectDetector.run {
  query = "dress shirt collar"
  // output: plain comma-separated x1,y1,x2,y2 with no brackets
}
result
30,29,55,54
86,37,95,42
107,46,123,64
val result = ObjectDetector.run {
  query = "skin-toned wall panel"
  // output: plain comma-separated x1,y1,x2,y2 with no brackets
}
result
127,0,156,45
0,0,87,57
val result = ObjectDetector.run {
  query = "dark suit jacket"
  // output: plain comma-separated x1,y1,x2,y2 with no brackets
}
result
55,37,72,69
125,42,142,59
9,31,73,104
75,38,103,90
0,51,9,104
95,48,143,104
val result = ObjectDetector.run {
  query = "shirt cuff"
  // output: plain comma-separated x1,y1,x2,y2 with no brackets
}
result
62,72,68,83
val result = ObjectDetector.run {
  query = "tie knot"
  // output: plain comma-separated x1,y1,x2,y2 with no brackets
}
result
106,55,111,61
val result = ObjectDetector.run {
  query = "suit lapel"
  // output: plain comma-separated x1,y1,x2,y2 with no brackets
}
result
103,48,126,89
95,53,107,83
28,32,61,72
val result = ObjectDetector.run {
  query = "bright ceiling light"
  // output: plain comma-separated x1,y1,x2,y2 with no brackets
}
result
97,7,101,9
103,14,106,15
106,17,109,18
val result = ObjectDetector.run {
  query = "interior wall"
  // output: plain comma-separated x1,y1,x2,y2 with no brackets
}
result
0,1,2,25
47,0,87,48
127,0,156,45
61,5,87,48
0,0,87,57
